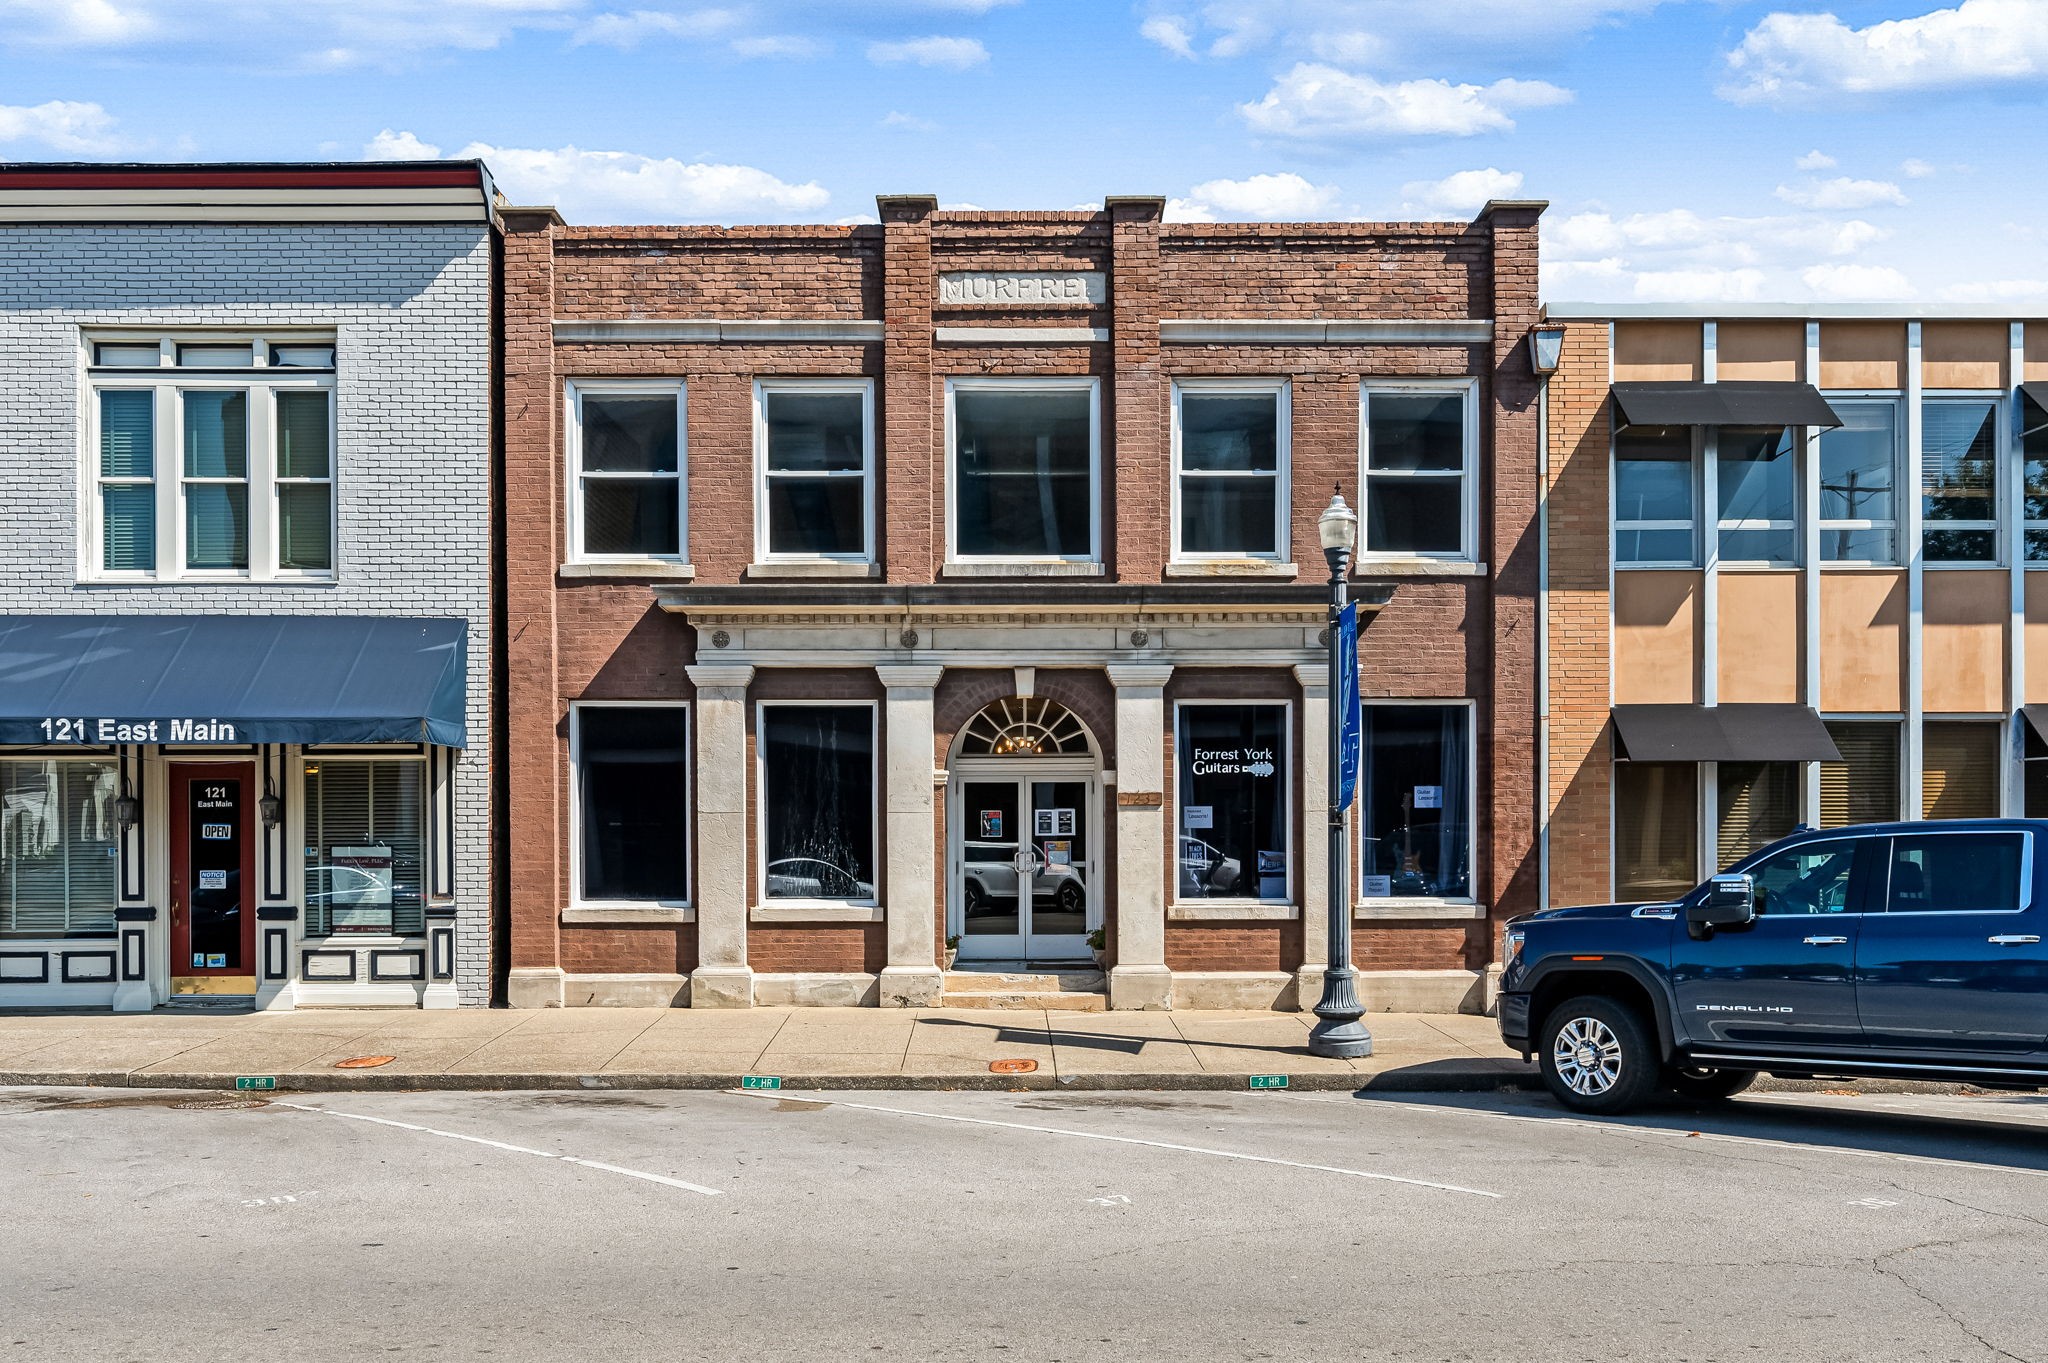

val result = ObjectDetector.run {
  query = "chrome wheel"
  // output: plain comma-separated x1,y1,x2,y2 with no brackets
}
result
1552,1016,1623,1096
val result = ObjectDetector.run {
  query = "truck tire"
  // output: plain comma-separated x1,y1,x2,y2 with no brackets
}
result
1538,995,1661,1115
1665,1066,1758,1102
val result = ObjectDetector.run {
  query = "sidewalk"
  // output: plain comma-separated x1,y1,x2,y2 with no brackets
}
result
0,1006,1534,1093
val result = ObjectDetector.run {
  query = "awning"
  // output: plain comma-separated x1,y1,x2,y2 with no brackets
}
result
0,616,467,748
2023,383,2048,441
2022,704,2048,749
1611,704,1841,763
1611,381,1843,430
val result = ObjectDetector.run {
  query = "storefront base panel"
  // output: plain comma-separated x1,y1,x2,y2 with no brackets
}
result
1359,969,1486,1015
566,972,689,1008
1,942,119,1008
755,972,878,1008
1171,971,1297,1010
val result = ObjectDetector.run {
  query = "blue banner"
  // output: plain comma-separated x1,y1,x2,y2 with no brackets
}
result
1336,601,1361,811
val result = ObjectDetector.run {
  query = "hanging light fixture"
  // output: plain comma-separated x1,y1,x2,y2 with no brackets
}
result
113,777,141,832
259,776,283,829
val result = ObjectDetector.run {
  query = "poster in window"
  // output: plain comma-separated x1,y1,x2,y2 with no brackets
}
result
1034,808,1076,837
1183,805,1214,830
1413,785,1443,809
329,845,395,932
980,810,1003,839
1044,839,1072,867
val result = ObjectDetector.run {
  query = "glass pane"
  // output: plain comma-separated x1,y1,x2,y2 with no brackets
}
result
182,391,247,478
277,485,332,571
1719,527,1797,563
581,394,678,474
94,343,160,368
275,391,331,478
302,761,426,936
1922,401,1997,533
762,706,874,898
583,478,679,556
2025,394,2048,524
1922,721,2000,820
1180,477,1278,555
1925,528,1997,563
1822,721,1899,827
1614,762,1696,902
1616,527,1693,564
270,344,335,368
1359,706,1470,899
1747,840,1858,917
99,390,153,477
765,390,864,472
101,486,156,572
961,780,1020,936
184,485,248,571
1364,477,1461,555
1888,833,2023,913
1819,403,1896,530
1176,707,1289,901
1715,760,1799,869
1614,426,1692,522
1717,425,1795,523
1820,527,1894,562
952,387,1093,557
184,775,246,968
1029,779,1090,934
1367,392,1464,473
177,344,253,367
2028,529,2048,564
0,761,118,937
577,707,689,901
1180,392,1279,472
767,476,864,556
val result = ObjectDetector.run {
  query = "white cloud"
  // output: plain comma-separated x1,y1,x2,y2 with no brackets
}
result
881,110,938,132
1399,167,1523,217
0,99,125,153
454,142,831,221
729,33,824,57
1141,1,1667,68
1773,176,1909,210
867,34,988,68
571,7,738,47
1795,149,1836,170
1800,262,1916,300
1240,63,1571,140
1722,0,2048,105
1942,276,2048,303
1165,171,1342,221
0,0,159,44
1140,14,1196,58
1901,157,1938,178
364,128,443,159
1543,205,1903,302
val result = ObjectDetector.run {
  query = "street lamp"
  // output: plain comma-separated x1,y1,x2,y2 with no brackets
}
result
1310,490,1373,1059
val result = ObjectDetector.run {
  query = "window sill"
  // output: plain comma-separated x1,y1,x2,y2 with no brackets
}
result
746,561,881,580
301,934,427,946
751,902,885,923
560,561,696,580
75,576,339,588
1168,901,1299,921
941,561,1106,579
1354,900,1484,921
1163,561,1299,580
1923,562,2005,571
562,906,695,925
1353,560,1485,578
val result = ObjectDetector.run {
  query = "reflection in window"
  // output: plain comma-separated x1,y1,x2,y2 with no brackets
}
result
1614,425,1694,565
1747,841,1857,916
1614,761,1697,903
2024,389,2048,562
1360,706,1470,899
303,761,425,936
1818,402,1898,563
1175,386,1284,558
1888,833,2023,913
951,384,1095,559
574,387,682,558
1923,400,1998,563
1715,760,1798,870
98,390,156,573
1363,387,1471,558
183,390,249,571
761,706,875,900
1717,425,1797,564
576,707,689,902
760,384,869,560
1175,706,1288,901
0,760,118,938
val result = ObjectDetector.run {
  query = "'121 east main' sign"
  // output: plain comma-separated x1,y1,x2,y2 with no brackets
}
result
39,717,238,743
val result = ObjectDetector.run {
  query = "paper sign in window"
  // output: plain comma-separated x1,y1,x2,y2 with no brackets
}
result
329,845,394,932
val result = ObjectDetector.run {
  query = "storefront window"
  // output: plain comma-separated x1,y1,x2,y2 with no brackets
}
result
1822,721,1900,827
1715,761,1799,869
761,705,875,901
574,705,689,904
1922,720,2001,820
1359,705,1471,900
303,760,425,935
1175,705,1289,901
949,381,1097,560
1614,761,1697,902
0,760,118,937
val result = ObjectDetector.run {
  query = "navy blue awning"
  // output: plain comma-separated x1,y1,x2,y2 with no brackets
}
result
0,616,467,748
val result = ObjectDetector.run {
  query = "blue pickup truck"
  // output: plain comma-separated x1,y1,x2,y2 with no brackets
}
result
1499,819,2048,1113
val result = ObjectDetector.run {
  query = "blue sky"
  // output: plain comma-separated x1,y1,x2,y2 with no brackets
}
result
3,0,2045,305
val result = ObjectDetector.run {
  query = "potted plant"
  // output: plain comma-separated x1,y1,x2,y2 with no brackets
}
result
944,934,960,970
1086,927,1107,968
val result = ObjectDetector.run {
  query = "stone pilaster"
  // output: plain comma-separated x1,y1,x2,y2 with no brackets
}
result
1292,662,1330,1012
1106,663,1174,1009
876,663,945,1006
688,663,755,1007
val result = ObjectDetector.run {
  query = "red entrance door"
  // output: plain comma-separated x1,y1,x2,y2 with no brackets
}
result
169,763,258,995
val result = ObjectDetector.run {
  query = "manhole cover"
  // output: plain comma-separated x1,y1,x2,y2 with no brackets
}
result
175,1097,270,1111
334,1055,396,1069
990,1058,1039,1074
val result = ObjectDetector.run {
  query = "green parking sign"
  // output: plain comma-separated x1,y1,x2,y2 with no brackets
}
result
1248,1074,1289,1090
234,1076,277,1091
740,1075,783,1091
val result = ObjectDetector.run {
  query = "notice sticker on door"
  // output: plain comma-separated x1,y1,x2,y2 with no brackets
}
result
1045,840,1072,866
205,953,227,969
980,810,1003,838
198,869,227,890
192,952,206,969
201,823,232,841
1033,807,1077,837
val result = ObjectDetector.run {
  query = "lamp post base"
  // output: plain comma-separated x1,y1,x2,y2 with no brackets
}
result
1307,963,1374,1058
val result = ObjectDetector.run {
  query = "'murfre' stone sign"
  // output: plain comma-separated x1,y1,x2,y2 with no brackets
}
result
938,271,1106,306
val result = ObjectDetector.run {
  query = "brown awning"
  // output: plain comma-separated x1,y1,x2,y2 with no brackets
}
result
1612,704,1841,763
1611,381,1843,430
2021,704,2048,748
2022,383,2048,442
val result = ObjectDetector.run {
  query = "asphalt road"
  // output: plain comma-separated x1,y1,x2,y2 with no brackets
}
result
4,1083,2046,1362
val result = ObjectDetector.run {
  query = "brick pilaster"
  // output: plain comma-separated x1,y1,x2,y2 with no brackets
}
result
1108,196,1165,579
878,195,937,580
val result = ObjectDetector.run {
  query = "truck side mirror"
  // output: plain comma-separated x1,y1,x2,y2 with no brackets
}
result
1685,873,1757,937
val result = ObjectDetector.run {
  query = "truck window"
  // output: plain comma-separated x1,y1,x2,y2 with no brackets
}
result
1746,841,1859,916
1884,833,2026,914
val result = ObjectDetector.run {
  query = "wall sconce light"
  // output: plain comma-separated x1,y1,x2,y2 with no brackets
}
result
113,778,141,832
259,777,283,830
1530,323,1567,376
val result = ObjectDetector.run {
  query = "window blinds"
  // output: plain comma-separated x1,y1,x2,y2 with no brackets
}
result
1922,722,2000,820
302,761,426,936
0,761,118,937
1822,722,1901,828
1716,761,1799,870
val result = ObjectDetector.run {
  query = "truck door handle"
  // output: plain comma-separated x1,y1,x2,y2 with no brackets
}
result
1987,934,2041,945
1803,935,1848,946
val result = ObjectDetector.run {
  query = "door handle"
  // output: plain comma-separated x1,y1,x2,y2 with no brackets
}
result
1987,934,2042,946
1803,935,1848,946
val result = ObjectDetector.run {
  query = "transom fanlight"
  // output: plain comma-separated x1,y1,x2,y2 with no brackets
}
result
956,695,1094,758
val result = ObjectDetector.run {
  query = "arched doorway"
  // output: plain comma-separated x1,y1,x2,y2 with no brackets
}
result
947,695,1103,964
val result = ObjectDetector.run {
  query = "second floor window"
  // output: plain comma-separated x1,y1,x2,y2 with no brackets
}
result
1818,401,1899,563
1923,398,1999,563
1716,425,1798,565
567,380,685,563
2026,388,2048,561
1614,425,1695,565
947,378,1100,562
1361,381,1477,561
87,336,334,580
1173,380,1288,561
756,379,873,562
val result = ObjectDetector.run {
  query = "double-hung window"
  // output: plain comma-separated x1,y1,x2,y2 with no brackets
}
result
1716,425,1798,564
2024,387,2048,562
1818,401,1899,563
1922,398,2000,563
1172,380,1288,561
1613,425,1696,565
85,336,335,581
1360,381,1478,562
755,379,873,563
567,380,686,564
947,378,1100,563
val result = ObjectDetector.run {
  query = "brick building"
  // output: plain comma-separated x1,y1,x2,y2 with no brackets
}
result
0,163,496,1009
1543,307,2048,907
501,194,1545,1012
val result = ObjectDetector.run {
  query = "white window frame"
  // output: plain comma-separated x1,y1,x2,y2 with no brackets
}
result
1714,424,1801,568
1611,425,1700,568
1817,395,1902,567
567,701,694,912
564,378,688,567
1920,392,2006,569
297,751,431,943
754,700,881,909
1355,698,1479,910
2022,386,2048,564
1170,698,1295,908
1358,379,1480,564
0,755,120,940
944,376,1102,566
1170,378,1291,564
79,331,337,584
752,377,875,565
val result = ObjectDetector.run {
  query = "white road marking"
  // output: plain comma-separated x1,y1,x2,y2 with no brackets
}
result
731,1090,1501,1198
276,1102,721,1196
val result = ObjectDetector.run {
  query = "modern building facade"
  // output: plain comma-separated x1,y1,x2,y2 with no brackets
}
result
1543,307,2048,909
0,163,497,1009
502,194,1544,1012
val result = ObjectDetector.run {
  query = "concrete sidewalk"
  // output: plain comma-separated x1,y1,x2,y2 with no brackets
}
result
0,1006,1533,1093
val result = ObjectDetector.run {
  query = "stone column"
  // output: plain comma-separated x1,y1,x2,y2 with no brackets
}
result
1106,663,1174,1009
687,663,755,1007
1293,663,1330,1012
876,664,945,1006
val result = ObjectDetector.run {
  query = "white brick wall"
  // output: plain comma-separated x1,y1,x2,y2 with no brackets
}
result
0,223,496,1003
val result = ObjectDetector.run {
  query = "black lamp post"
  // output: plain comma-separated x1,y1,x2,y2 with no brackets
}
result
1309,490,1373,1059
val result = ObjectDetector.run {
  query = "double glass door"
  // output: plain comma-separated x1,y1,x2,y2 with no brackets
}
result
957,776,1092,961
